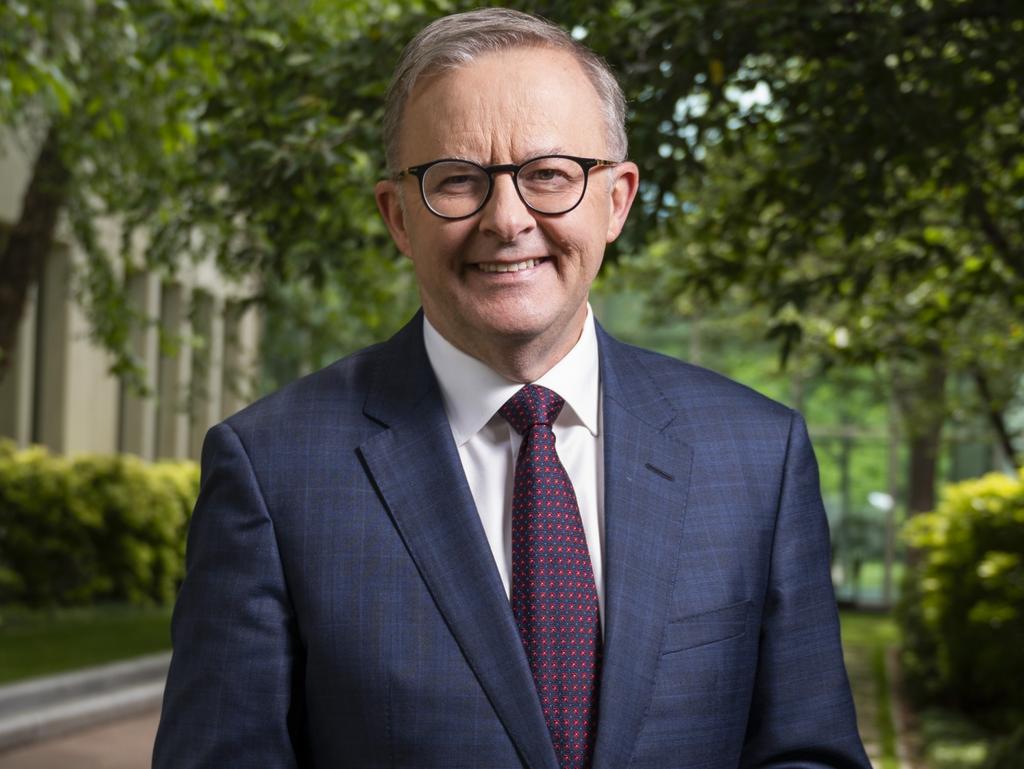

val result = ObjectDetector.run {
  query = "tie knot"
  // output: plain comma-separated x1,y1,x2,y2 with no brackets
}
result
499,384,565,435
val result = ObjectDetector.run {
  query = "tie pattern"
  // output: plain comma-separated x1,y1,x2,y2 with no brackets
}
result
499,385,601,769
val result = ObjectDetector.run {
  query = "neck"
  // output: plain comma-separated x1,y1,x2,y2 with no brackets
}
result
426,310,587,384
477,338,577,383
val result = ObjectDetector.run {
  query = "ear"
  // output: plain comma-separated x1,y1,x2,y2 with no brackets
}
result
605,161,640,243
375,179,413,257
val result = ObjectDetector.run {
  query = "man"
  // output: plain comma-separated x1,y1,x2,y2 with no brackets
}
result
154,8,870,769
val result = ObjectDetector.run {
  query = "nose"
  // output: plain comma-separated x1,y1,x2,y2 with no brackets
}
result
478,172,536,241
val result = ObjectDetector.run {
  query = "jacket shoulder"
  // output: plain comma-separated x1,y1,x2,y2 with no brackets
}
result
223,340,387,437
606,336,795,424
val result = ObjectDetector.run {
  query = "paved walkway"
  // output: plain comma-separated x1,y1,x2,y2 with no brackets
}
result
0,709,158,769
845,643,885,767
844,641,915,769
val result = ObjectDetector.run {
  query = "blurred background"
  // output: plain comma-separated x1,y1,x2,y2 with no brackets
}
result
1,1,1022,767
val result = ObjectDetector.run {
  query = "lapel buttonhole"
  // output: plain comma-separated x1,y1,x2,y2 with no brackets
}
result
644,462,675,482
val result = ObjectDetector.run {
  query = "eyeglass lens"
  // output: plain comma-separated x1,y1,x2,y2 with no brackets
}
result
421,157,587,218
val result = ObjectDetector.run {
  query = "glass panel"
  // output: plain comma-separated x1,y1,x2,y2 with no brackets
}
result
423,161,489,216
518,156,584,212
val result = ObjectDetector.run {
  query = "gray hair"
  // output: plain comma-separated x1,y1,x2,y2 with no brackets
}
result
382,8,628,172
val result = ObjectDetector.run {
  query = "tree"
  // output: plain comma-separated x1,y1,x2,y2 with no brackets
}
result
1,0,228,385
4,0,1021,511
574,0,1024,510
0,0,429,386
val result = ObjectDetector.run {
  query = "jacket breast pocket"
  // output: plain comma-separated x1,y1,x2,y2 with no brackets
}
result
661,599,750,656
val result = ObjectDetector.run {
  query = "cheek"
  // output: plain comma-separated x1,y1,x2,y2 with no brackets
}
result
566,223,607,271
545,214,599,258
422,219,475,251
408,228,461,273
572,200,613,255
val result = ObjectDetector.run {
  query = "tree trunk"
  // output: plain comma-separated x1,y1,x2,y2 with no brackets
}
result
901,356,947,516
907,422,942,515
0,126,69,383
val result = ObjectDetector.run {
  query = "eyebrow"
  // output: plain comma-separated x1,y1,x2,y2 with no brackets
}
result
447,148,568,165
524,146,565,159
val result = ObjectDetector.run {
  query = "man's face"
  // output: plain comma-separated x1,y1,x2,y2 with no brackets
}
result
376,46,638,370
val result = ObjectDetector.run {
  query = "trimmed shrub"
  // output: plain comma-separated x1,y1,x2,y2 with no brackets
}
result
899,469,1024,723
0,440,198,607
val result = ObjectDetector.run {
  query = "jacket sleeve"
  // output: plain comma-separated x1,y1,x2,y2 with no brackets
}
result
153,421,307,769
739,412,872,769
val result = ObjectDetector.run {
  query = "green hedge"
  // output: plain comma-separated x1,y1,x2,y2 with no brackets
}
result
900,469,1024,725
0,440,198,607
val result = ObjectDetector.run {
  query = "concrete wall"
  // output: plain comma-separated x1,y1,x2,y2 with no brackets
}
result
0,131,260,459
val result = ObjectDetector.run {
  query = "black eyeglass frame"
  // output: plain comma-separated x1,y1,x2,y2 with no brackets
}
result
394,154,619,220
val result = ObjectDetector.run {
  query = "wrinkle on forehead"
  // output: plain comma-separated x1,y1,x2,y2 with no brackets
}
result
398,47,606,167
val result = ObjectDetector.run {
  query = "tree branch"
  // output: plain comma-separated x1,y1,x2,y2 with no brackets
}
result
971,366,1022,469
0,126,70,382
967,185,1024,284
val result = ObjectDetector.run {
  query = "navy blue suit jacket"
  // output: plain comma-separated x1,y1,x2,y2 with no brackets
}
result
153,314,870,769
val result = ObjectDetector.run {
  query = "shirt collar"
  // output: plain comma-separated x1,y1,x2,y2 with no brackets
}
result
423,306,601,446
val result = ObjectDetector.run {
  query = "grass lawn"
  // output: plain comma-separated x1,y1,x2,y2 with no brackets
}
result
0,604,172,685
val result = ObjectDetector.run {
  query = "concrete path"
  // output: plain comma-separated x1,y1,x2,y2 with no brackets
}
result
0,709,159,769
845,642,886,768
844,641,914,769
0,652,168,754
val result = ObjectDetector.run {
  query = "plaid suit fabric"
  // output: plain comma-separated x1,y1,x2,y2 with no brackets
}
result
500,385,602,769
154,313,870,769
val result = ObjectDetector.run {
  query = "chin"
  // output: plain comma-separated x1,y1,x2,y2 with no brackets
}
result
473,308,553,338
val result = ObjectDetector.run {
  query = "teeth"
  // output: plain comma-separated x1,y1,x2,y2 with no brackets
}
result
477,258,542,273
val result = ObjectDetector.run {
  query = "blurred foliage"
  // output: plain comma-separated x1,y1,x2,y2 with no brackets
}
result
983,725,1024,769
2,0,1022,440
0,0,430,385
595,0,1024,332
594,0,1024,467
0,439,198,607
899,469,1024,726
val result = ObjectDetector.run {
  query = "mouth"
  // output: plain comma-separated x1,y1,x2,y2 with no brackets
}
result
475,257,548,274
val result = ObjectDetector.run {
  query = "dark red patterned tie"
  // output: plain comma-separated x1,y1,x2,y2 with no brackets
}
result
499,384,601,769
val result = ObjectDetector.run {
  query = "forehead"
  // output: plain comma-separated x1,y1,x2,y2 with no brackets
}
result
398,46,607,165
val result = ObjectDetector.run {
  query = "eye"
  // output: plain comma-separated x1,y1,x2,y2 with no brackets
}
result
522,165,572,183
437,174,475,188
519,158,581,194
526,167,565,182
424,163,486,197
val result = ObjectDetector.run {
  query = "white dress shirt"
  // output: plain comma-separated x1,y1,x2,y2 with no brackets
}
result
423,308,605,624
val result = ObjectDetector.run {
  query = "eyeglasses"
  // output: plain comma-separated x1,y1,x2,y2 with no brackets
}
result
394,155,618,220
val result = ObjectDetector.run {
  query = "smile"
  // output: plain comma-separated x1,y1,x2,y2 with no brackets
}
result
476,258,546,273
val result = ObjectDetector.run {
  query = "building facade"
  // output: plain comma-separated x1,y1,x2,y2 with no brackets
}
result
0,133,260,460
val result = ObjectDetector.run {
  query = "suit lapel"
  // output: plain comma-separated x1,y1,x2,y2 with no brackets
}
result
592,327,694,769
356,316,559,769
